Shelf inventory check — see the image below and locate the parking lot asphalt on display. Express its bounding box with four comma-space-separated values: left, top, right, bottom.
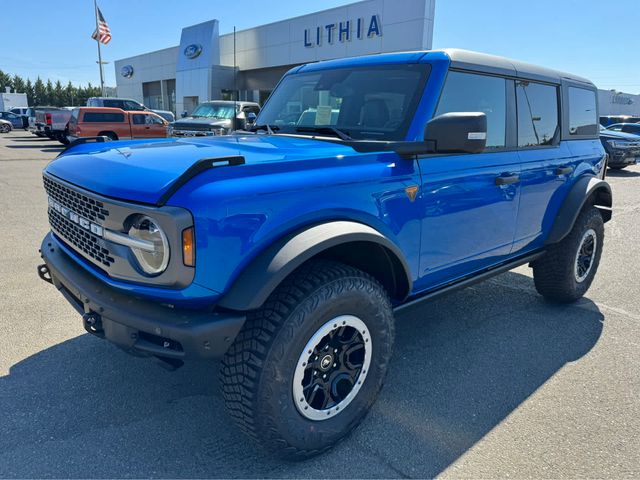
0, 129, 638, 478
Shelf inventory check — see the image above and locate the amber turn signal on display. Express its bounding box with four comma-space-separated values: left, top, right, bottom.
182, 227, 195, 267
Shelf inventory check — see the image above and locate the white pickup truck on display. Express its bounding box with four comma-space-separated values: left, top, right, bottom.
33, 107, 74, 144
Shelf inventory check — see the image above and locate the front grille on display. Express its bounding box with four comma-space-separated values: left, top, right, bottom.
173, 123, 213, 132
48, 209, 115, 267
44, 176, 114, 268
43, 176, 109, 222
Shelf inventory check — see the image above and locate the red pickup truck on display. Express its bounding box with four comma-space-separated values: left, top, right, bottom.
67, 107, 169, 143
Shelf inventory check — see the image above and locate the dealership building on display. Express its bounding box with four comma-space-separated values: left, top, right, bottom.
115, 0, 639, 117
115, 0, 435, 115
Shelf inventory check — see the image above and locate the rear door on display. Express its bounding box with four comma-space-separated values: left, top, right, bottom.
512, 80, 573, 253
416, 70, 521, 290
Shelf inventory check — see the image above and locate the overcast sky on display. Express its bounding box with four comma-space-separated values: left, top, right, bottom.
1, 0, 638, 93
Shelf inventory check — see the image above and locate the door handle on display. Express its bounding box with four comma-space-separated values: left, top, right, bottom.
555, 166, 573, 176
495, 174, 520, 186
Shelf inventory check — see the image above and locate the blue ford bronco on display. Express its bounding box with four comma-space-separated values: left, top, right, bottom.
38, 49, 612, 459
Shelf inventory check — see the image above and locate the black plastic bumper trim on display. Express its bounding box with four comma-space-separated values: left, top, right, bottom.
39, 232, 246, 359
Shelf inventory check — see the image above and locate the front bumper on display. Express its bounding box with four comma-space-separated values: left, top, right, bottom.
607, 149, 640, 167
38, 232, 245, 362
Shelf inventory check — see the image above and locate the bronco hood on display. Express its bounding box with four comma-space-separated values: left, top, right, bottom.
45, 135, 359, 205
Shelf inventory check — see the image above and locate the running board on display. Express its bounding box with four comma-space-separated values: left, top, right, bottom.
393, 251, 545, 313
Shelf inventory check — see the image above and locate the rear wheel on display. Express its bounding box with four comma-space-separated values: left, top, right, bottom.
98, 131, 118, 141
220, 260, 394, 460
533, 206, 604, 303
608, 165, 626, 170
0, 123, 10, 133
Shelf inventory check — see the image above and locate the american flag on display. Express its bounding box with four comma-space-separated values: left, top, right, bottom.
91, 7, 111, 45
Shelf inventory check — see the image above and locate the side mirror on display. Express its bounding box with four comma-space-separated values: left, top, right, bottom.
425, 112, 487, 154
246, 112, 257, 126
181, 111, 188, 118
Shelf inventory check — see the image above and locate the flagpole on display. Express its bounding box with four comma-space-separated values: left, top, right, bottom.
94, 0, 105, 96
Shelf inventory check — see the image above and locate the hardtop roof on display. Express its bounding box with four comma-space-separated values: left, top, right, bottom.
295, 48, 595, 87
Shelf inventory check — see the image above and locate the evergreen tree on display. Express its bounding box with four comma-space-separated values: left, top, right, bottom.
25, 79, 35, 106
34, 77, 46, 106
53, 80, 64, 107
45, 79, 54, 106
12, 74, 26, 95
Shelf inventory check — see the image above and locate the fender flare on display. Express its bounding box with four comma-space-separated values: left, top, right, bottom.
217, 221, 413, 311
546, 176, 612, 245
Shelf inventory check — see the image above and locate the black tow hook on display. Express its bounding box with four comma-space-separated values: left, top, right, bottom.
37, 264, 53, 284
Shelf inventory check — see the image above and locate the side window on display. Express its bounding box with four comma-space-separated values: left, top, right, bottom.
132, 114, 146, 125
103, 100, 123, 109
609, 125, 622, 131
146, 114, 163, 125
516, 81, 559, 147
435, 71, 506, 149
124, 100, 142, 111
83, 112, 125, 123
568, 87, 597, 136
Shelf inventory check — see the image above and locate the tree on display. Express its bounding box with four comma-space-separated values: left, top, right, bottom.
12, 74, 26, 95
25, 79, 35, 106
34, 77, 46, 106
53, 80, 64, 107
45, 80, 54, 106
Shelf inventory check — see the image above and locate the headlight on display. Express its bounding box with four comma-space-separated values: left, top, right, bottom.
607, 140, 631, 149
213, 127, 227, 135
128, 215, 170, 275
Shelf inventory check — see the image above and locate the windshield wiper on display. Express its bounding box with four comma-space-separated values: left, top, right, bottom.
251, 124, 279, 134
295, 126, 352, 141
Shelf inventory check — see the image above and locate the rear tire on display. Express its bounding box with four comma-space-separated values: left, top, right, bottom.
98, 131, 118, 141
0, 124, 10, 133
220, 259, 394, 460
608, 165, 625, 170
533, 206, 604, 303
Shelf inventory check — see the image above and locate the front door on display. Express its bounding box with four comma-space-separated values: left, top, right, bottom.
130, 113, 166, 138
414, 70, 521, 292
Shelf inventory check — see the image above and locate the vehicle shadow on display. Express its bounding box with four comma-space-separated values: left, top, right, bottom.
0, 271, 604, 478
7, 136, 52, 142
606, 168, 640, 177
5, 145, 65, 154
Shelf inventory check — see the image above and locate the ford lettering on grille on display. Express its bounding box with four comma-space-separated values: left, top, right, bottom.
48, 197, 104, 237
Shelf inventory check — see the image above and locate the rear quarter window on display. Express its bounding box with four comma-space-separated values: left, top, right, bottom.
568, 87, 598, 136
82, 112, 125, 123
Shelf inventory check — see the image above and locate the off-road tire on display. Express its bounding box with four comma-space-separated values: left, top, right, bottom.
533, 206, 604, 303
220, 259, 394, 460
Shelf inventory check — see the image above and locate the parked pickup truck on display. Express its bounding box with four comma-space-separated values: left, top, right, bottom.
38, 49, 611, 459
66, 107, 169, 144
34, 107, 73, 143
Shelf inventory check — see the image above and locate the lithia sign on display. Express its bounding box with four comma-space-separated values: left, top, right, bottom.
304, 14, 382, 47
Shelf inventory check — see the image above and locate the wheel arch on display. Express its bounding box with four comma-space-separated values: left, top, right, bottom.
217, 221, 413, 311
546, 175, 612, 245
97, 130, 118, 140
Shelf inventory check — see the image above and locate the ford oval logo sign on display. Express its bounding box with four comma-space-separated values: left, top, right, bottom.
184, 44, 203, 59
120, 65, 134, 78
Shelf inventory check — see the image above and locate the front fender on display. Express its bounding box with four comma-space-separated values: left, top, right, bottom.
217, 221, 412, 311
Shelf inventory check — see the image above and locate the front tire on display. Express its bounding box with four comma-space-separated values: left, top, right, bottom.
220, 260, 394, 460
533, 206, 604, 303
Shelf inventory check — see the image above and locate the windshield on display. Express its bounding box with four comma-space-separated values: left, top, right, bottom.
191, 103, 236, 119
256, 64, 430, 141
